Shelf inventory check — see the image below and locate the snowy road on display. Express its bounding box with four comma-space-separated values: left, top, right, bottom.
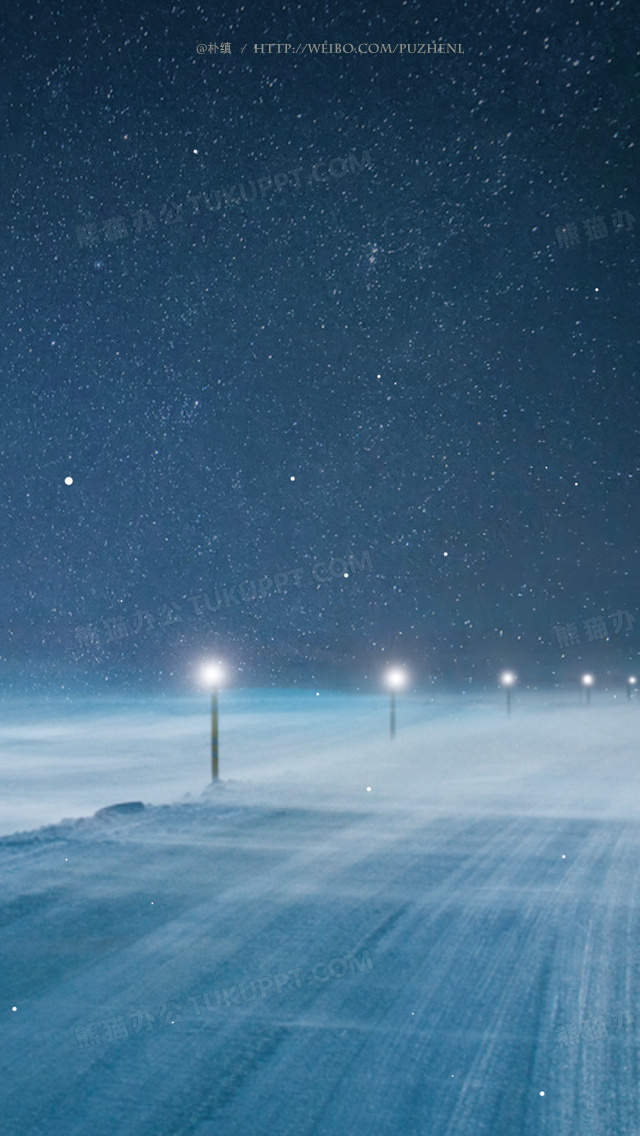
1, 693, 639, 1134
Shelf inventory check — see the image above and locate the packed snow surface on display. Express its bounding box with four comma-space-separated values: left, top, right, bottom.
1, 689, 639, 1135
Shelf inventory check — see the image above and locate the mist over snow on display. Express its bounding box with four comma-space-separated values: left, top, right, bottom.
2, 688, 640, 836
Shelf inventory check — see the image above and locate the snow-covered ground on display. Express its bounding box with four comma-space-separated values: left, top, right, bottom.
1, 689, 639, 1134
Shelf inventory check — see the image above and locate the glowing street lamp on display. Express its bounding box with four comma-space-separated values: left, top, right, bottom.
581, 673, 594, 706
628, 676, 637, 701
385, 668, 407, 739
200, 661, 225, 779
499, 671, 517, 715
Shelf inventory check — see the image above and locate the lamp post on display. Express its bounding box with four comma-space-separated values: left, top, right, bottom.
200, 662, 225, 780
581, 673, 594, 706
628, 676, 637, 701
385, 668, 407, 739
499, 671, 517, 715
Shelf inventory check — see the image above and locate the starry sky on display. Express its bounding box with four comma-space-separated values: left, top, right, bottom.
1, 0, 638, 692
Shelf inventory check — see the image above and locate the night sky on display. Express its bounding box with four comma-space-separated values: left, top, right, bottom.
1, 0, 638, 692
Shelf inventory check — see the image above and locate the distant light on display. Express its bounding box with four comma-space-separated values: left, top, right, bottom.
443, 551, 448, 556
12, 1006, 17, 1012
316, 692, 320, 696
200, 662, 225, 687
582, 673, 594, 687
500, 671, 517, 687
540, 1091, 545, 1097
386, 668, 407, 690
64, 476, 73, 485
628, 676, 637, 685
290, 475, 295, 481
366, 786, 372, 792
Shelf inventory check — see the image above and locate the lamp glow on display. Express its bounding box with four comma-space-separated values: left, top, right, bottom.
500, 671, 517, 687
201, 662, 224, 687
386, 668, 407, 690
